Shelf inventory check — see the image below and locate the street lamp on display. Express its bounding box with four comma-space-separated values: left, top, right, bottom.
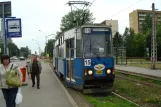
39, 30, 47, 55
38, 30, 56, 55
32, 39, 41, 55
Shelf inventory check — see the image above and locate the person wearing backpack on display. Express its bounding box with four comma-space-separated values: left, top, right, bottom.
30, 55, 42, 89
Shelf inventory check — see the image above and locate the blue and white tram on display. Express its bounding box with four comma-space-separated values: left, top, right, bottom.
53, 25, 115, 93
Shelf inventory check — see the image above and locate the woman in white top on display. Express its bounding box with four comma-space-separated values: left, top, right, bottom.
0, 55, 22, 107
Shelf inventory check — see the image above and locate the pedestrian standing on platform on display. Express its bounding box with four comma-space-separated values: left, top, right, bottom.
26, 56, 31, 79
0, 55, 22, 107
30, 55, 42, 89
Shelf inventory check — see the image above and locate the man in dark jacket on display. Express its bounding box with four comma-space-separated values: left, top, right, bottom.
30, 55, 42, 89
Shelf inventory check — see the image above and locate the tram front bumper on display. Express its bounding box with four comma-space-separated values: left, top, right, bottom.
84, 74, 115, 86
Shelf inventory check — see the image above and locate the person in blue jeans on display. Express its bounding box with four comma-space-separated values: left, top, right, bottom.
0, 55, 22, 107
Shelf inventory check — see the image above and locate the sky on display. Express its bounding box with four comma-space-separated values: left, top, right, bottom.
0, 0, 160, 54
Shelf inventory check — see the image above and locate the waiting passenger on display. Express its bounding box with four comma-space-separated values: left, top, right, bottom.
30, 55, 42, 89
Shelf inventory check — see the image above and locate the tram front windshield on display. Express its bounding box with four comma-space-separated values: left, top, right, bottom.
83, 28, 112, 58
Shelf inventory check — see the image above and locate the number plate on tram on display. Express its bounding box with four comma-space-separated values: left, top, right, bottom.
96, 70, 103, 74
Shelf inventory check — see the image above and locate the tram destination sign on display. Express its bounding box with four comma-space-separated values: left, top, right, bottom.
84, 27, 109, 34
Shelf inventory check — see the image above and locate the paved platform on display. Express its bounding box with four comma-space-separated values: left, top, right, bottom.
0, 61, 74, 107
115, 65, 161, 78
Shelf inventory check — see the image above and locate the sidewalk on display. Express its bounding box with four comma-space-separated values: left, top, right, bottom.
0, 61, 75, 107
115, 65, 161, 78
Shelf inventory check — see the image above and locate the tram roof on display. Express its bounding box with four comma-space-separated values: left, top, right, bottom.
55, 24, 112, 40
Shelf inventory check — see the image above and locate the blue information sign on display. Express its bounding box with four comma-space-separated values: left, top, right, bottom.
6, 18, 22, 38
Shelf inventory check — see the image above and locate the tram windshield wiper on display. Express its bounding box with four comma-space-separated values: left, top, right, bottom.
90, 45, 100, 59
92, 49, 100, 59
89, 38, 92, 53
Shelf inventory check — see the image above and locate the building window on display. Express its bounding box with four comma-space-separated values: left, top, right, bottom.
139, 17, 145, 20
139, 22, 143, 24
139, 12, 146, 16
158, 14, 161, 17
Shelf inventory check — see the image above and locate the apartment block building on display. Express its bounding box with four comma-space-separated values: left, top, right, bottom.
100, 20, 118, 38
129, 9, 161, 33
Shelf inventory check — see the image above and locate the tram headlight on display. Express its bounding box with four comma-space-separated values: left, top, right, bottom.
107, 69, 111, 74
88, 70, 93, 75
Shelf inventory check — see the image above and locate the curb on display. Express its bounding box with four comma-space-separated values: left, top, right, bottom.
48, 64, 78, 107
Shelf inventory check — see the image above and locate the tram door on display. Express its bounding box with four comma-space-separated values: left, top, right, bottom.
66, 38, 75, 82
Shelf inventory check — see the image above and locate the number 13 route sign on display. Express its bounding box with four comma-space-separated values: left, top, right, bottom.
6, 18, 22, 38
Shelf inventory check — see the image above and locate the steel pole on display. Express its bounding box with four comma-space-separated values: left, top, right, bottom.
2, 4, 7, 55
151, 3, 157, 69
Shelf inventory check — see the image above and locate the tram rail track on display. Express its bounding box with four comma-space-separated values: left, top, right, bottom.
115, 69, 161, 82
113, 69, 161, 107
51, 65, 140, 107
50, 66, 93, 107
51, 66, 140, 107
115, 69, 161, 92
111, 92, 140, 107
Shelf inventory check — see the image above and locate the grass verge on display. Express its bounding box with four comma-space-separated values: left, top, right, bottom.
128, 63, 161, 70
115, 72, 161, 86
84, 93, 138, 107
113, 73, 161, 107
84, 72, 161, 107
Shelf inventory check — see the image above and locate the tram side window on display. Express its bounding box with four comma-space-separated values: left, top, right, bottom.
66, 40, 69, 58
56, 46, 59, 57
58, 46, 61, 57
66, 38, 74, 58
76, 39, 82, 57
70, 38, 74, 58
61, 44, 64, 58
58, 38, 62, 57
106, 34, 112, 56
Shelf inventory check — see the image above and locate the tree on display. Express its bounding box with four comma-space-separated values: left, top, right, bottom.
113, 32, 123, 47
0, 42, 19, 56
141, 15, 161, 58
156, 24, 161, 58
45, 39, 55, 58
141, 14, 152, 34
123, 28, 142, 57
20, 46, 30, 58
145, 29, 152, 57
8, 42, 19, 56
133, 33, 146, 57
60, 9, 95, 32
55, 31, 62, 39
122, 27, 130, 43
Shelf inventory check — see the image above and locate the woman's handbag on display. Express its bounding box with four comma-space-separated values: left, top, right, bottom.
6, 64, 22, 87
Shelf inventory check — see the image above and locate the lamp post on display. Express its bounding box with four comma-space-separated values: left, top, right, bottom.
39, 30, 47, 55
38, 30, 56, 55
32, 39, 41, 55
